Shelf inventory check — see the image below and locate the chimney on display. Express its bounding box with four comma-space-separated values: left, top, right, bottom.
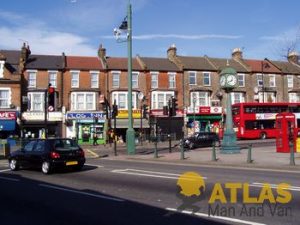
232, 48, 243, 60
167, 44, 177, 60
287, 51, 299, 64
19, 42, 31, 73
98, 44, 106, 60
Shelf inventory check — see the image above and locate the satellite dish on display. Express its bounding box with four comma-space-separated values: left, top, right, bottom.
254, 86, 259, 94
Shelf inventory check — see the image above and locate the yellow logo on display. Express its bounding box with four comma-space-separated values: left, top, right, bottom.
177, 172, 205, 197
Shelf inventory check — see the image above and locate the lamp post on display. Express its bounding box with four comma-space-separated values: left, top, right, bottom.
113, 2, 136, 154
193, 96, 196, 133
219, 66, 240, 154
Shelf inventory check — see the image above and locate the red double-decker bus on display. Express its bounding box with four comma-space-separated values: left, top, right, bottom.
232, 102, 300, 139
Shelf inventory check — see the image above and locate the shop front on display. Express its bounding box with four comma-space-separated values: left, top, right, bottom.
21, 111, 63, 138
0, 111, 18, 138
186, 106, 223, 136
65, 112, 106, 145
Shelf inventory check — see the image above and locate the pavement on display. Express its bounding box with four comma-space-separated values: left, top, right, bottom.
81, 139, 300, 171
1, 139, 299, 171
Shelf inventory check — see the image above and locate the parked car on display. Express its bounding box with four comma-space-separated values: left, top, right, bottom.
8, 138, 85, 174
182, 132, 220, 149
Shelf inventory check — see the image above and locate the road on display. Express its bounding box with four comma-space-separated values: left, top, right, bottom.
0, 157, 299, 225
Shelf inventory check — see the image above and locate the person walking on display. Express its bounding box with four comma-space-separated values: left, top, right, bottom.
93, 133, 98, 146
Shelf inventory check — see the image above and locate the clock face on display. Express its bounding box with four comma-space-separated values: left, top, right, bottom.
227, 74, 237, 86
220, 76, 226, 86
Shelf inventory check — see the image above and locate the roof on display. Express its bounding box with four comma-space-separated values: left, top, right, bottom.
178, 56, 216, 71
106, 57, 143, 70
139, 57, 180, 71
207, 57, 249, 73
0, 50, 21, 73
66, 56, 103, 70
26, 54, 64, 70
243, 59, 281, 73
267, 60, 300, 74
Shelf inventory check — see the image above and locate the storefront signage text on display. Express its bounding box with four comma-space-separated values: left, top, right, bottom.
67, 112, 105, 120
0, 111, 17, 120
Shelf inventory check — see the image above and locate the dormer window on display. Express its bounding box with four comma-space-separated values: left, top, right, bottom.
0, 60, 4, 78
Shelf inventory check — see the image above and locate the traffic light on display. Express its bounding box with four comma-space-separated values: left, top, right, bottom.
142, 104, 149, 118
112, 103, 118, 118
171, 97, 178, 116
48, 85, 55, 111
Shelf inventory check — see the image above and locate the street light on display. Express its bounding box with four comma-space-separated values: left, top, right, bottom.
114, 2, 135, 154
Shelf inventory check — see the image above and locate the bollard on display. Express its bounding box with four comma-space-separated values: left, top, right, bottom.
290, 142, 295, 166
211, 142, 218, 161
154, 137, 158, 159
3, 143, 10, 158
180, 139, 185, 160
247, 144, 253, 163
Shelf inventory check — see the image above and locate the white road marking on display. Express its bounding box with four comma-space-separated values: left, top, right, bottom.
0, 176, 19, 182
39, 184, 124, 202
84, 163, 104, 168
111, 169, 207, 180
0, 169, 11, 173
251, 182, 300, 192
166, 208, 266, 225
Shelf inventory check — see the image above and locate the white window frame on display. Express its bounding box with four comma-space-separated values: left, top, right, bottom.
237, 73, 245, 87
203, 72, 211, 86
132, 72, 139, 88
188, 71, 197, 85
111, 91, 138, 110
190, 91, 210, 107
112, 71, 120, 88
71, 92, 96, 111
151, 91, 175, 109
258, 92, 276, 103
269, 74, 276, 87
0, 88, 11, 108
48, 70, 57, 88
90, 71, 99, 88
27, 92, 45, 111
71, 70, 80, 88
230, 92, 245, 104
287, 75, 293, 88
289, 93, 300, 103
256, 73, 263, 87
151, 72, 158, 88
0, 60, 4, 78
168, 72, 176, 88
27, 70, 37, 88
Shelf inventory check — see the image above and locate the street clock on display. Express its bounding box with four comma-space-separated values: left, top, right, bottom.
219, 66, 238, 90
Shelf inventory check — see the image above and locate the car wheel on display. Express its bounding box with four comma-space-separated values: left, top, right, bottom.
42, 161, 51, 174
9, 158, 19, 171
260, 132, 267, 140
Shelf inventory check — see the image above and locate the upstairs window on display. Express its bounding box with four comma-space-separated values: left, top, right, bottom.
90, 71, 99, 88
238, 73, 245, 87
71, 92, 96, 111
257, 74, 263, 87
28, 92, 45, 111
151, 72, 158, 88
189, 71, 197, 85
48, 71, 57, 88
203, 72, 211, 86
151, 91, 174, 109
168, 72, 176, 88
28, 71, 37, 88
287, 75, 293, 88
132, 72, 139, 88
112, 71, 120, 88
0, 60, 4, 78
269, 74, 276, 87
71, 71, 80, 88
0, 88, 10, 108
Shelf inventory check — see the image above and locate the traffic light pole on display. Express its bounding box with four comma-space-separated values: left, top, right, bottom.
168, 98, 172, 153
140, 103, 143, 146
44, 89, 48, 138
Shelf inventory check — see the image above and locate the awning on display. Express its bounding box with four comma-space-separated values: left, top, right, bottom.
113, 119, 150, 128
0, 120, 16, 131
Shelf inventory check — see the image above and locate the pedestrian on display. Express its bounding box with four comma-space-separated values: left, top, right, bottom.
93, 133, 98, 146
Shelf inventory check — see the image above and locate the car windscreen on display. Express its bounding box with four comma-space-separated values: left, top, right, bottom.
50, 139, 80, 151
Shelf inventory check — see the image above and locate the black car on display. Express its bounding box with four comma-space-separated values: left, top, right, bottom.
8, 138, 85, 174
182, 132, 220, 149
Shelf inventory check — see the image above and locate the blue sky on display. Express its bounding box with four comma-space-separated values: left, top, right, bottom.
0, 0, 299, 60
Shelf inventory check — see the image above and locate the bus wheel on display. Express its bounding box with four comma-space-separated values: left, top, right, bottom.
260, 132, 267, 139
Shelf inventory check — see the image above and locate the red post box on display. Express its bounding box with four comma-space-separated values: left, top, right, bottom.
275, 112, 296, 153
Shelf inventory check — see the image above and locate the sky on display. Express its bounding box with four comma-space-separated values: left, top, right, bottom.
0, 0, 300, 60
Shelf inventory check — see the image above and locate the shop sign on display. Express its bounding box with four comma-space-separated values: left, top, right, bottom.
199, 107, 211, 114
22, 112, 63, 121
187, 107, 222, 114
0, 111, 17, 120
116, 110, 141, 119
256, 113, 277, 120
66, 112, 105, 120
